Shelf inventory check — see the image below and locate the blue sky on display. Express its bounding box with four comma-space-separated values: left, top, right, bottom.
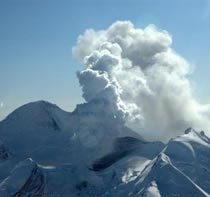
0, 0, 210, 120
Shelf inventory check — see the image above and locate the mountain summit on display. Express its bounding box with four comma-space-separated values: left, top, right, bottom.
0, 101, 209, 196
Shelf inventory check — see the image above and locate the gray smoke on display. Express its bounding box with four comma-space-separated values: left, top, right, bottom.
73, 21, 210, 141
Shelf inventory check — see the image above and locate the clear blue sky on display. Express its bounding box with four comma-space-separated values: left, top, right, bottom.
0, 0, 210, 120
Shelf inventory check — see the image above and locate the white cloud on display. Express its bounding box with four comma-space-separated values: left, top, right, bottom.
73, 21, 210, 141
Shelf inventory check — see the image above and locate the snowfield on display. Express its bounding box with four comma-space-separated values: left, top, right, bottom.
0, 101, 210, 197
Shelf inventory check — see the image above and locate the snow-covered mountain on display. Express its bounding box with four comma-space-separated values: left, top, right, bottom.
0, 101, 209, 197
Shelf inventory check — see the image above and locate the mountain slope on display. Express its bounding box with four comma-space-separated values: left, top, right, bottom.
132, 153, 208, 197
164, 128, 210, 193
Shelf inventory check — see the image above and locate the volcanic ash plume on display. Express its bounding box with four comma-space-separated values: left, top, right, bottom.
73, 21, 210, 141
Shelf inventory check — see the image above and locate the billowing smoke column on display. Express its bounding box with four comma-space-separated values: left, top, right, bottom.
73, 21, 210, 141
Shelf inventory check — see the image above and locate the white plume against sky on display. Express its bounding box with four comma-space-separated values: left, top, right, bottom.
73, 21, 210, 141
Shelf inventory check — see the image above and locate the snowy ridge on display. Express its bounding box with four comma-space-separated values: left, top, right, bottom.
0, 158, 45, 197
164, 128, 210, 194
0, 101, 210, 196
132, 153, 209, 197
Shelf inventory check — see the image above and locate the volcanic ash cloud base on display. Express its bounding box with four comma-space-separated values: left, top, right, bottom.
72, 20, 210, 141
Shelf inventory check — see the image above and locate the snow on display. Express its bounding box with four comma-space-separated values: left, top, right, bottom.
139, 181, 161, 197
0, 101, 210, 196
164, 127, 210, 194
0, 158, 45, 197
132, 153, 209, 197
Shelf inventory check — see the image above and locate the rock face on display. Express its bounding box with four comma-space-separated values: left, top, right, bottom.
0, 143, 9, 161
0, 101, 210, 197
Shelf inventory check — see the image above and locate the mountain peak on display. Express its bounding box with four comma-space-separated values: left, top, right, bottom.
184, 127, 195, 134
1, 100, 65, 132
183, 128, 210, 144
